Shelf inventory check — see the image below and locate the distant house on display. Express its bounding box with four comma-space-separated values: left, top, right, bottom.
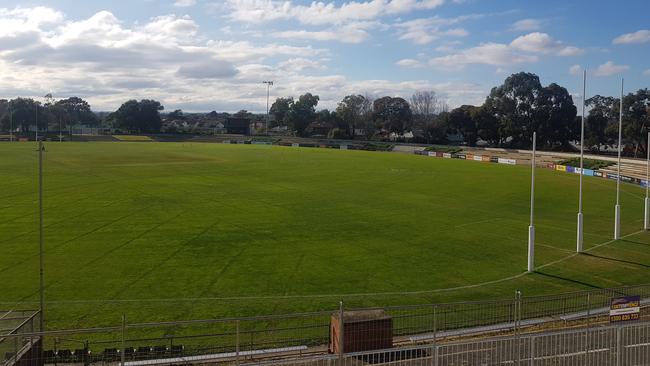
225, 117, 251, 135
306, 121, 333, 136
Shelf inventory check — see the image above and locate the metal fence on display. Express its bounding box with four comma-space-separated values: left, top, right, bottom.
248, 321, 650, 366
0, 310, 40, 366
1, 284, 649, 365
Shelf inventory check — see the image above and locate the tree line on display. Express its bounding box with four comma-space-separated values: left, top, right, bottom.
1, 72, 648, 155
0, 98, 164, 134
271, 72, 649, 154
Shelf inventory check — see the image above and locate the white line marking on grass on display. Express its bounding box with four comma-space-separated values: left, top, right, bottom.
455, 218, 502, 228
1, 231, 646, 305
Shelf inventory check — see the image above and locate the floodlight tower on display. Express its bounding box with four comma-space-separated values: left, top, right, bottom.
614, 79, 623, 240
577, 69, 586, 253
263, 81, 274, 135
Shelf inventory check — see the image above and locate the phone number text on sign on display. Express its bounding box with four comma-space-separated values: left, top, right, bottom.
610, 295, 640, 323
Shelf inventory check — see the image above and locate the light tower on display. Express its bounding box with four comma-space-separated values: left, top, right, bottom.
262, 81, 274, 135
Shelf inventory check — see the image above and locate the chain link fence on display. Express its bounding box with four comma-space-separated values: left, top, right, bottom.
1, 284, 649, 365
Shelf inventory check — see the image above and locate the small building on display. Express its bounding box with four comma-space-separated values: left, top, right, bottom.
224, 117, 251, 135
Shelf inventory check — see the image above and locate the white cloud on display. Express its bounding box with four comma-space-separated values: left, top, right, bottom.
174, 0, 197, 6
613, 29, 650, 44
594, 61, 629, 77
271, 22, 379, 44
511, 18, 541, 32
393, 14, 477, 44
569, 64, 582, 76
644, 69, 650, 76
429, 42, 538, 68
395, 58, 424, 68
510, 32, 583, 56
278, 58, 326, 71
224, 0, 446, 25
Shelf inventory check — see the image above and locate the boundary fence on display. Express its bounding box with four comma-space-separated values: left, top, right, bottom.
1, 284, 649, 365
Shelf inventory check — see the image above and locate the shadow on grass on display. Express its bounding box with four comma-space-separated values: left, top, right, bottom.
619, 239, 650, 247
533, 271, 603, 289
582, 253, 650, 268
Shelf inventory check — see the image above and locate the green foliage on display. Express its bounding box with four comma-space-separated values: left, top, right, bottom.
109, 99, 164, 133
269, 97, 293, 127
558, 158, 614, 170
286, 93, 319, 136
373, 96, 412, 134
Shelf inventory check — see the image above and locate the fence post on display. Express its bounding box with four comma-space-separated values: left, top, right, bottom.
616, 325, 622, 366
433, 344, 438, 366
584, 293, 591, 364
121, 315, 126, 366
529, 336, 535, 366
514, 290, 521, 366
236, 320, 240, 366
432, 305, 437, 345
338, 301, 344, 366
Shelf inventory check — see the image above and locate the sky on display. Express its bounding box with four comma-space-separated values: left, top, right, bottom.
0, 0, 648, 113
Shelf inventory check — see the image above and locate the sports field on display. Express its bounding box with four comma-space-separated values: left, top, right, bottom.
1, 142, 649, 329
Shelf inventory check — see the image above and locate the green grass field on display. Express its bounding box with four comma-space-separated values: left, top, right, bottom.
1, 142, 649, 330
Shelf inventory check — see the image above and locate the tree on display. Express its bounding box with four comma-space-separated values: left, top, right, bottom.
585, 95, 616, 151
410, 91, 448, 143
484, 72, 541, 148
286, 93, 319, 136
54, 96, 98, 128
269, 97, 293, 127
336, 94, 371, 139
620, 89, 650, 157
533, 83, 578, 149
0, 98, 41, 132
168, 109, 185, 120
372, 96, 412, 135
448, 105, 480, 146
110, 99, 164, 133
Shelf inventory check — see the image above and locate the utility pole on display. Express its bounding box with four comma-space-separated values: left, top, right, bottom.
262, 81, 273, 135
38, 140, 45, 332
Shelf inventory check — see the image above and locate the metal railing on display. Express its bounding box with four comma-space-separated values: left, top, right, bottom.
1, 284, 649, 365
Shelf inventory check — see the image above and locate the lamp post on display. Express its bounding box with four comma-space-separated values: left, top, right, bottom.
9, 102, 13, 142
614, 79, 623, 240
577, 69, 586, 252
262, 81, 273, 135
38, 140, 45, 332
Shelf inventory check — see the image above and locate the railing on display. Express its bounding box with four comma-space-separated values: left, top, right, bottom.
0, 284, 649, 365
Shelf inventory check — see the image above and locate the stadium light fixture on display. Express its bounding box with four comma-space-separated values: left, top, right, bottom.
645, 132, 649, 230
614, 79, 623, 240
528, 131, 536, 272
263, 81, 274, 135
577, 69, 586, 253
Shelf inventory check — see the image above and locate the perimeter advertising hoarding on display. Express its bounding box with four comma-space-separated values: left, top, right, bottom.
497, 158, 516, 165
428, 151, 436, 157
583, 169, 594, 176
547, 163, 556, 169
474, 155, 483, 161
556, 165, 567, 172
455, 154, 466, 159
610, 295, 640, 323
593, 171, 604, 177
466, 154, 474, 160
566, 166, 575, 173
443, 153, 452, 158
